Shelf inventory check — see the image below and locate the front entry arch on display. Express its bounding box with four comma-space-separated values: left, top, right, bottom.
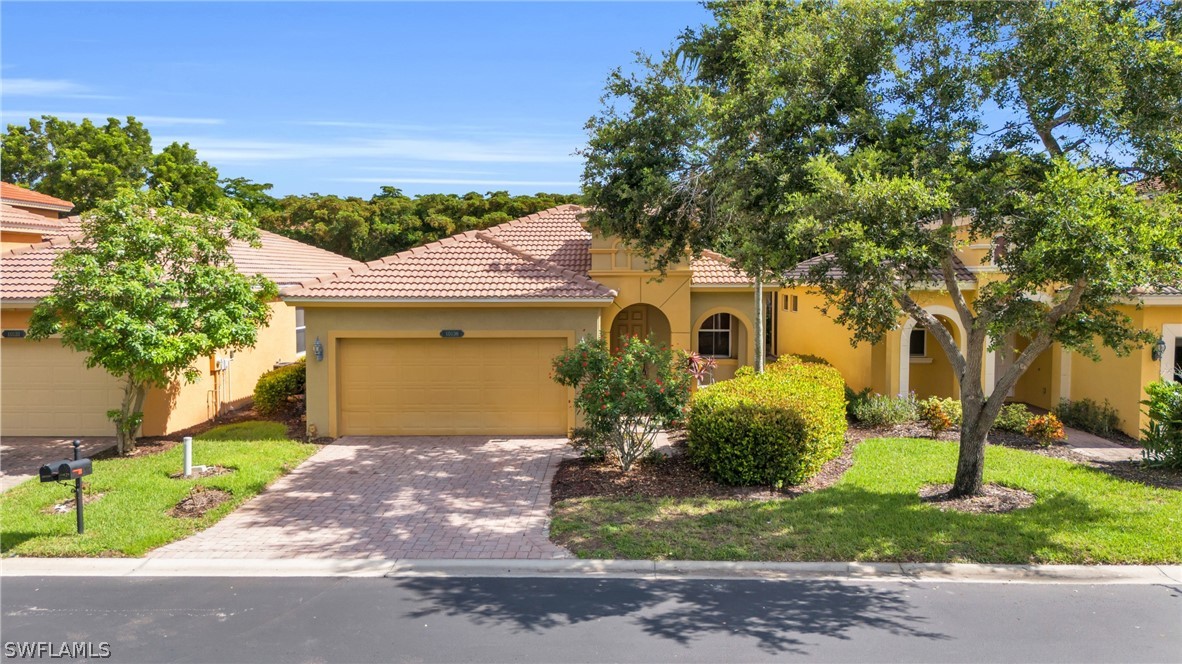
610, 304, 671, 352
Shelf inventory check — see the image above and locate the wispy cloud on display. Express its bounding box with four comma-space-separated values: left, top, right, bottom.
333, 177, 579, 187
1, 78, 117, 99
166, 136, 579, 164
1, 110, 224, 126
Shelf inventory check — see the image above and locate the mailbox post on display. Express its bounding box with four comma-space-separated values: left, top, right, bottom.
72, 440, 84, 535
38, 439, 93, 535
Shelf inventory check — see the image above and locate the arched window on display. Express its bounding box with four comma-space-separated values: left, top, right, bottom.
698, 313, 733, 358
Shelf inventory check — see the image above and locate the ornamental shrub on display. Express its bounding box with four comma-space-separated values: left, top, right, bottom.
1025, 413, 1066, 447
552, 335, 692, 472
993, 403, 1034, 433
850, 392, 920, 427
1141, 381, 1182, 470
687, 356, 847, 486
253, 358, 306, 416
1054, 397, 1121, 437
919, 397, 962, 437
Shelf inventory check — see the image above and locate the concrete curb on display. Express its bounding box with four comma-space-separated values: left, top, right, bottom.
3, 558, 1180, 584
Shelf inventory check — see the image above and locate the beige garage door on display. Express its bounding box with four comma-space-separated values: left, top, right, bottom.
338, 337, 569, 436
1, 339, 124, 436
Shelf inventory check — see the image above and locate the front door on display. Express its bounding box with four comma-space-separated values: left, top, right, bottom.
612, 306, 648, 352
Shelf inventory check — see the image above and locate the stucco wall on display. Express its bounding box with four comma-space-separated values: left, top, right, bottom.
141, 300, 298, 435
1, 301, 297, 437
776, 288, 876, 391
299, 304, 602, 437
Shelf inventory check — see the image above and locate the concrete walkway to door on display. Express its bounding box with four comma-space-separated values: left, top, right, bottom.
151, 436, 573, 560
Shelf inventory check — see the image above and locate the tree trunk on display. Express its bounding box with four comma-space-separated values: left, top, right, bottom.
754, 270, 765, 373
951, 401, 989, 496
114, 378, 147, 455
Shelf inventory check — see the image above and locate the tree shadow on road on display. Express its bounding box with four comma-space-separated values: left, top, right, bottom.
397, 576, 948, 654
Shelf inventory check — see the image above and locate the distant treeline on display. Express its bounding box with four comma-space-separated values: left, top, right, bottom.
1, 115, 581, 261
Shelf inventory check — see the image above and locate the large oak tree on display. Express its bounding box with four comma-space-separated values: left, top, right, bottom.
581, 0, 1182, 495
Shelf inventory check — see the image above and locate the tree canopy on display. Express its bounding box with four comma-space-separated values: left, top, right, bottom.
581, 0, 1182, 495
1, 115, 228, 214
27, 190, 278, 454
257, 188, 582, 261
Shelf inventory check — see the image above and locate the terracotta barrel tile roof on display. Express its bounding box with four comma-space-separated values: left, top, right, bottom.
0, 228, 362, 301
0, 183, 74, 211
691, 250, 751, 286
287, 230, 616, 301
0, 237, 75, 301
1, 204, 66, 234
786, 253, 977, 284
482, 204, 592, 273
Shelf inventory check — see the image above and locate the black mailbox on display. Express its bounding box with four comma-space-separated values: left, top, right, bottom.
39, 459, 92, 483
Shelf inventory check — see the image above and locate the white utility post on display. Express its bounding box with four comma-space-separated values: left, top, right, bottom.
183, 436, 193, 478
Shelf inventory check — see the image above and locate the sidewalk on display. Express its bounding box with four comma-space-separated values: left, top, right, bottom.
2, 557, 1180, 584
1062, 427, 1142, 463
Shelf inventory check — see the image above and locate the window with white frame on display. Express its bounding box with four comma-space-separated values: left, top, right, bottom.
698, 313, 733, 358
295, 307, 307, 355
909, 328, 927, 357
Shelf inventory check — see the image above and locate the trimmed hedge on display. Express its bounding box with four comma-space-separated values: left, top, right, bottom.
254, 358, 306, 416
687, 356, 847, 486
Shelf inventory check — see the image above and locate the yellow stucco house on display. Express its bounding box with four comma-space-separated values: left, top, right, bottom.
0, 184, 361, 437
288, 204, 1180, 441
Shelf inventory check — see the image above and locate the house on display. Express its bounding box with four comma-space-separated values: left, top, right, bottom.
0, 190, 362, 437
284, 204, 755, 438
1, 183, 75, 251
777, 221, 1182, 440
289, 204, 1180, 441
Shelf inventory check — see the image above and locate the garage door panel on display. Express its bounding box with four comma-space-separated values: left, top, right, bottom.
2, 339, 124, 436
338, 337, 567, 436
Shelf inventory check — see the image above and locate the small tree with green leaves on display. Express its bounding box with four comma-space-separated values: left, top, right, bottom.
552, 335, 692, 472
27, 189, 278, 454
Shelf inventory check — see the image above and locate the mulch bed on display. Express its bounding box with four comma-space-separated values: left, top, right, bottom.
550, 438, 858, 503
41, 491, 105, 515
168, 486, 232, 518
919, 483, 1036, 514
553, 419, 1181, 503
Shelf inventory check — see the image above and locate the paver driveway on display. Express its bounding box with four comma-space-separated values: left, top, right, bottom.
1, 437, 116, 493
152, 436, 572, 559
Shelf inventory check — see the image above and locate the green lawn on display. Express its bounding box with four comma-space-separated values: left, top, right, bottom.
1, 422, 315, 557
551, 438, 1182, 564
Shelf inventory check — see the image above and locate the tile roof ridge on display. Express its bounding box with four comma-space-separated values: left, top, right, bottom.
482, 203, 588, 237
1, 233, 82, 258
283, 229, 489, 294
475, 232, 617, 297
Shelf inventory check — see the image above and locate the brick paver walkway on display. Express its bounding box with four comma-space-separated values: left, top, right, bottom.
151, 436, 573, 560
1, 437, 116, 492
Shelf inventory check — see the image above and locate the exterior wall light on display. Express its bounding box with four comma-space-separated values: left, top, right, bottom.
1152, 337, 1167, 361
312, 337, 324, 362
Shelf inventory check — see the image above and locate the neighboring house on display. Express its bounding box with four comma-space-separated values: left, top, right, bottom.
1, 183, 75, 251
289, 204, 1179, 441
0, 196, 362, 437
285, 204, 755, 438
778, 221, 1182, 440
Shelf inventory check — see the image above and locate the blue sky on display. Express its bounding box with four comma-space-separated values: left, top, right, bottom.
1, 1, 710, 198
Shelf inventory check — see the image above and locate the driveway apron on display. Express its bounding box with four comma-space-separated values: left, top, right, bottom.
150, 436, 573, 559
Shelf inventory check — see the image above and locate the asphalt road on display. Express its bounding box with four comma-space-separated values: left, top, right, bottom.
1, 576, 1179, 663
